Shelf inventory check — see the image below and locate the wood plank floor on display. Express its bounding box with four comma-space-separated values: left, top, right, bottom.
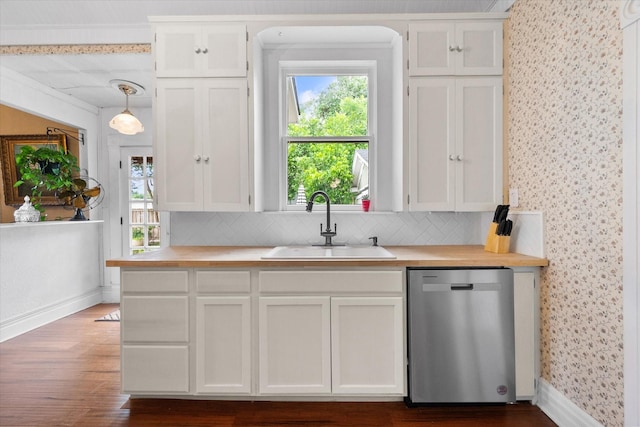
0, 304, 557, 426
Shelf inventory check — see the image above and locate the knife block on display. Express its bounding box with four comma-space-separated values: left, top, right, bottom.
484, 222, 510, 254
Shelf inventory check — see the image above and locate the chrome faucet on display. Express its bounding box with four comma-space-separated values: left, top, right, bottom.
306, 190, 337, 246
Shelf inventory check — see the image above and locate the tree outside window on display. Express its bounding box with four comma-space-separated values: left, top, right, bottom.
286, 75, 370, 206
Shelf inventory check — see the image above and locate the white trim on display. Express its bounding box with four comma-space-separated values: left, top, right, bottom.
0, 289, 102, 343
621, 0, 640, 28
537, 378, 603, 427
622, 1, 640, 425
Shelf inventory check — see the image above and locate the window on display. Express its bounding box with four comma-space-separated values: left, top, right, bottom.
127, 155, 161, 254
282, 66, 373, 209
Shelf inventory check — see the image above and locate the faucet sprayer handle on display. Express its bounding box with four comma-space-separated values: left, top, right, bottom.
369, 236, 378, 246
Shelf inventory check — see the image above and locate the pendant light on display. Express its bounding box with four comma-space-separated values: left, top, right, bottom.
109, 80, 145, 135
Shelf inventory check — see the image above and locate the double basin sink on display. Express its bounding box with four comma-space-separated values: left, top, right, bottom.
262, 245, 396, 259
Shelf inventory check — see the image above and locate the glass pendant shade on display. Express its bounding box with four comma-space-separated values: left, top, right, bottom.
109, 109, 144, 135
109, 81, 145, 135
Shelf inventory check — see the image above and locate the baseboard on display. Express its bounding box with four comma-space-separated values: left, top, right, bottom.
537, 378, 603, 427
0, 289, 103, 343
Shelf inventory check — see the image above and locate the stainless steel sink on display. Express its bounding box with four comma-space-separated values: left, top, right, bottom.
261, 245, 396, 259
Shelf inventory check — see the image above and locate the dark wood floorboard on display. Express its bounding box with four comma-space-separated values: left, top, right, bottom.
0, 304, 557, 426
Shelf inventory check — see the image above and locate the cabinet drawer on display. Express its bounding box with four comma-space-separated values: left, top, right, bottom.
122, 296, 189, 342
196, 270, 250, 293
259, 270, 403, 294
121, 270, 188, 293
122, 345, 189, 393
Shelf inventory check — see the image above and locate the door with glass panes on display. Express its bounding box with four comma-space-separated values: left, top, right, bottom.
120, 147, 166, 254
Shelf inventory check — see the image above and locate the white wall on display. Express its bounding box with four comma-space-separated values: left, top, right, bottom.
0, 221, 103, 342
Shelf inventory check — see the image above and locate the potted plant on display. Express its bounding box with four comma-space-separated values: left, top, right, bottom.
361, 194, 370, 212
13, 145, 79, 217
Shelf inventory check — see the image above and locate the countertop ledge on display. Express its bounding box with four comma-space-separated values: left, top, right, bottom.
106, 245, 548, 268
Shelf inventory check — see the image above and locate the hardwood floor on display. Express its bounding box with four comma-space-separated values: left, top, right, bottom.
0, 304, 556, 426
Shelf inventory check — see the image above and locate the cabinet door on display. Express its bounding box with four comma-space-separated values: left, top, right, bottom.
155, 24, 201, 77
409, 23, 456, 76
156, 24, 247, 77
514, 271, 536, 399
454, 22, 503, 75
155, 79, 203, 211
408, 78, 456, 211
202, 79, 250, 211
258, 297, 331, 394
196, 297, 251, 394
455, 77, 503, 211
331, 297, 404, 395
200, 24, 247, 77
409, 22, 503, 76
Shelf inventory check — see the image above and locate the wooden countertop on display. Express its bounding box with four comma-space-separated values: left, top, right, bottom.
106, 245, 548, 268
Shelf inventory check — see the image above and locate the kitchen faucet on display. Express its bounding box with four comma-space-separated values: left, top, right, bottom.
306, 190, 338, 246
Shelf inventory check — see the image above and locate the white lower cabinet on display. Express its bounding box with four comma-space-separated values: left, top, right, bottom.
120, 269, 190, 395
258, 297, 332, 394
195, 270, 252, 394
257, 270, 405, 396
119, 266, 536, 401
331, 297, 404, 394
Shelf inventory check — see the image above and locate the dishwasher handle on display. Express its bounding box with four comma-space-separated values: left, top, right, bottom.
451, 283, 474, 290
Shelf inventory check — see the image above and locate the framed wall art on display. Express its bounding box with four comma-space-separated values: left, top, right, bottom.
0, 134, 68, 206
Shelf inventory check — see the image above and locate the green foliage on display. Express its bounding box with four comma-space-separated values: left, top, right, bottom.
287, 76, 368, 204
13, 145, 79, 213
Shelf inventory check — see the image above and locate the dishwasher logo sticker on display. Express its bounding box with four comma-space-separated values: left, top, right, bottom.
496, 385, 508, 396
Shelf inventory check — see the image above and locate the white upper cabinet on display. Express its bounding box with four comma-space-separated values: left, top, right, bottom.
409, 21, 503, 76
409, 77, 503, 211
155, 78, 250, 211
155, 24, 247, 77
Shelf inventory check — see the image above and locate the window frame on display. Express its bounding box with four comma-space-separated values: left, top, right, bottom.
279, 61, 377, 211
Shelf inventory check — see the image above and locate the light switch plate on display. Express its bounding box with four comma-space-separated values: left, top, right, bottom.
509, 188, 519, 208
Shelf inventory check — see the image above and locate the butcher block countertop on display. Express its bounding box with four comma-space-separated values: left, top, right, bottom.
106, 245, 548, 268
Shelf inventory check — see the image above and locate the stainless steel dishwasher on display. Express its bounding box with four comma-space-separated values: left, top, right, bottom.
406, 268, 516, 404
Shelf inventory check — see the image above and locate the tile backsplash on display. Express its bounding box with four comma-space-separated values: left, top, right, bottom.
170, 211, 484, 247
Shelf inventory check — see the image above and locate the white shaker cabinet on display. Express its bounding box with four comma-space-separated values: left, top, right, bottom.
258, 296, 332, 394
154, 24, 247, 78
155, 78, 250, 211
408, 21, 503, 76
408, 77, 503, 211
331, 297, 404, 394
257, 270, 405, 396
120, 270, 190, 394
196, 270, 252, 394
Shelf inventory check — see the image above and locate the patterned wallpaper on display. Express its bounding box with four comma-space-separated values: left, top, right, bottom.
507, 0, 623, 425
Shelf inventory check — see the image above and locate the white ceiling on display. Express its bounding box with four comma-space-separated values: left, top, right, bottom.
0, 0, 514, 109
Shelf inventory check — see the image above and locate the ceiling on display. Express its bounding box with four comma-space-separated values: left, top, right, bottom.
0, 0, 514, 109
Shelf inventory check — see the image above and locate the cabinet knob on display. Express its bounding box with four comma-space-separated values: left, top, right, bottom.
456, 155, 463, 161
203, 156, 210, 162
195, 47, 201, 54
194, 154, 202, 162
202, 48, 208, 54
449, 155, 455, 161
449, 46, 457, 52
456, 46, 463, 52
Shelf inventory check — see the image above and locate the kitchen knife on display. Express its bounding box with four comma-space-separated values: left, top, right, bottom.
496, 219, 507, 235
492, 205, 502, 223
496, 205, 509, 224
505, 219, 513, 236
